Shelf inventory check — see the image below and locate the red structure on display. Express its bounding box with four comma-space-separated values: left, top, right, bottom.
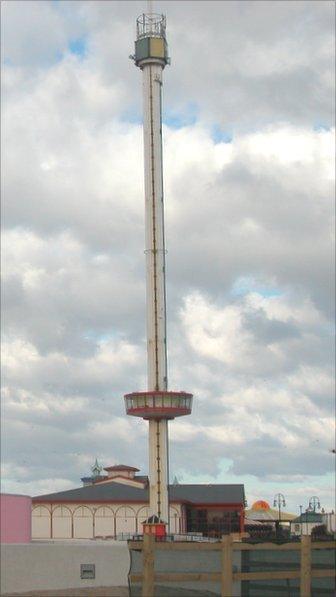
125, 391, 193, 420
143, 515, 167, 537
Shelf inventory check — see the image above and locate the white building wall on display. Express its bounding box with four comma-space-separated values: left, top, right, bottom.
322, 513, 336, 532
32, 502, 184, 540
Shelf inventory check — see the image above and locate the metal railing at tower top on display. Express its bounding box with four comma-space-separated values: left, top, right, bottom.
136, 14, 166, 40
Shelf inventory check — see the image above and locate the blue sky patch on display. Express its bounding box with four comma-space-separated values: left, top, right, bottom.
163, 102, 199, 129
211, 124, 233, 144
69, 37, 87, 59
164, 112, 197, 128
84, 330, 118, 343
231, 276, 282, 298
313, 123, 331, 132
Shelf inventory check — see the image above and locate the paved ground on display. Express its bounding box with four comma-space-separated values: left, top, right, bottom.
3, 588, 128, 596
3, 585, 220, 596
131, 588, 216, 596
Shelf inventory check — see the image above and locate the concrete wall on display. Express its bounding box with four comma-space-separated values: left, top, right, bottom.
1, 541, 130, 595
0, 494, 32, 543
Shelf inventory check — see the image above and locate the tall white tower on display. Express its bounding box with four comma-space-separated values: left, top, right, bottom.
124, 12, 193, 528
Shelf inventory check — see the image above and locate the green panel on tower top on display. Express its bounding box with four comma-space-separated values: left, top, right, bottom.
135, 37, 168, 64
135, 37, 150, 62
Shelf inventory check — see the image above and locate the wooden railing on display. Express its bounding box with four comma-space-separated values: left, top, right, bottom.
129, 534, 335, 597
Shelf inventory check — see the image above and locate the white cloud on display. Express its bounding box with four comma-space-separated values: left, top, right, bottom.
2, 1, 67, 66
181, 292, 252, 367
1, 0, 334, 513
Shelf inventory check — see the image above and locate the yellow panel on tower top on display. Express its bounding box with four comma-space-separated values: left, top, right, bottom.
150, 37, 165, 58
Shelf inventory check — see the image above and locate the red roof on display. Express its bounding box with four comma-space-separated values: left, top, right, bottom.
103, 464, 140, 472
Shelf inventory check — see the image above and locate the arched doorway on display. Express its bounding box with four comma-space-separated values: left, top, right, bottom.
136, 506, 150, 534
94, 506, 115, 538
32, 505, 51, 539
52, 506, 72, 539
73, 506, 93, 539
169, 506, 180, 534
115, 506, 136, 537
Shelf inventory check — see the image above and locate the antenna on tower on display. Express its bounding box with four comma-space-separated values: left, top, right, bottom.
147, 0, 154, 14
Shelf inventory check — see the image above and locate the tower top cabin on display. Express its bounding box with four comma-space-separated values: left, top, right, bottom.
133, 13, 170, 68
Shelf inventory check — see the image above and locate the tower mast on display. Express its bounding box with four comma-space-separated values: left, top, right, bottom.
125, 10, 193, 529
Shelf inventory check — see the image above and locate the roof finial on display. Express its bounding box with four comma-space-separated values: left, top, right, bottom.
91, 458, 102, 478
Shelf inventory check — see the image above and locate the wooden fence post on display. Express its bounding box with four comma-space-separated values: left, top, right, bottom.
221, 534, 233, 597
142, 533, 155, 597
300, 534, 311, 597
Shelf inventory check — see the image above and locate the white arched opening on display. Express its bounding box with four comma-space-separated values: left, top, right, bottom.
94, 506, 115, 538
169, 506, 180, 534
115, 506, 136, 537
73, 506, 93, 539
136, 506, 150, 533
32, 505, 51, 539
52, 505, 72, 539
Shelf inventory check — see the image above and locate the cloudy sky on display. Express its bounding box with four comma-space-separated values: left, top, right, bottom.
1, 0, 335, 513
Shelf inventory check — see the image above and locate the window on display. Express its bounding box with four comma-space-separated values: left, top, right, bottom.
163, 396, 171, 408
80, 564, 95, 579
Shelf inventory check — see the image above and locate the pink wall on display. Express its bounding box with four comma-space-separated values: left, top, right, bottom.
0, 494, 32, 543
